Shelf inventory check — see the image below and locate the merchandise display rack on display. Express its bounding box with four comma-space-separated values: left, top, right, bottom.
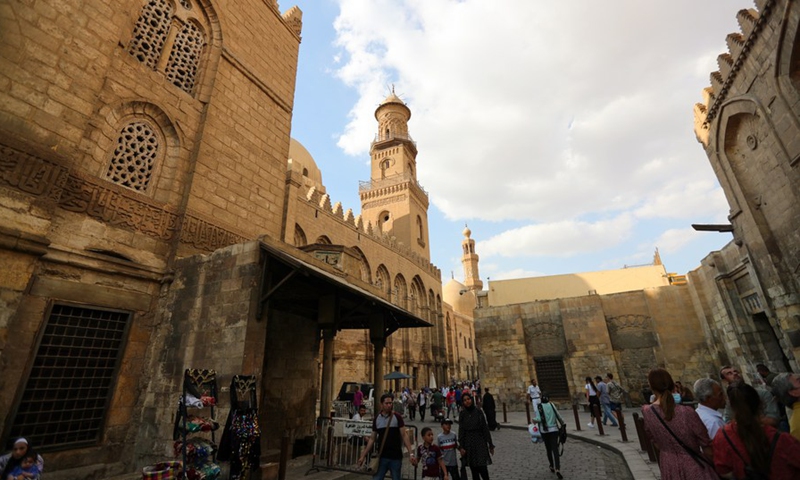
174, 368, 220, 480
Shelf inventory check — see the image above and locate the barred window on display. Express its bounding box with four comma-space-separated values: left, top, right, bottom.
106, 121, 159, 192
534, 357, 570, 399
6, 304, 131, 450
128, 0, 173, 69
166, 21, 205, 94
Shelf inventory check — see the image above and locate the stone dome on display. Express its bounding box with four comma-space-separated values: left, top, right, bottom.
288, 138, 324, 187
381, 91, 405, 106
443, 279, 476, 315
463, 226, 472, 238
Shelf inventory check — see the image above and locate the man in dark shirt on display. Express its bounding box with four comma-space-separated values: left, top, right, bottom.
358, 394, 416, 480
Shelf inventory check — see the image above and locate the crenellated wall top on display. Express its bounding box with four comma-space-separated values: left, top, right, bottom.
694, 0, 774, 146
301, 185, 442, 279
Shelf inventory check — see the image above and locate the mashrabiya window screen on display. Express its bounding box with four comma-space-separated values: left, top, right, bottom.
6, 304, 131, 450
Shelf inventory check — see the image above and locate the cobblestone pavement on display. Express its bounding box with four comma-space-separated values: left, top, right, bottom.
456, 427, 631, 480
400, 419, 632, 480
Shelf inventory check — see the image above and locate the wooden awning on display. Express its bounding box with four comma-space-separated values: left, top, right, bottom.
257, 238, 431, 337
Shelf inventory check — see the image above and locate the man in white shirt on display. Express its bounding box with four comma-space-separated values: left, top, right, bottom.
527, 379, 542, 409
693, 378, 725, 439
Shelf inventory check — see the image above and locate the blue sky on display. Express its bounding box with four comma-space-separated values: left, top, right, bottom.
286, 0, 740, 282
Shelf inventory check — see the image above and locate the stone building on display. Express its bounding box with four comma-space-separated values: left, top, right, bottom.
691, 0, 800, 375
474, 0, 800, 409
0, 1, 475, 478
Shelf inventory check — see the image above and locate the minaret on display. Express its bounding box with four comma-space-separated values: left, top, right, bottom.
360, 89, 430, 259
461, 225, 482, 291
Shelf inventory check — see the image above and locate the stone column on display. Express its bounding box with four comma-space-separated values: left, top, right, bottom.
370, 315, 386, 415
320, 328, 335, 417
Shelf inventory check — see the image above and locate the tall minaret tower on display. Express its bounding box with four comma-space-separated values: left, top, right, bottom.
360, 89, 430, 259
461, 225, 482, 291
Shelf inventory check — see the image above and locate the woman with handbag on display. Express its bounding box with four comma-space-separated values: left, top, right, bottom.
533, 393, 566, 479
642, 368, 718, 480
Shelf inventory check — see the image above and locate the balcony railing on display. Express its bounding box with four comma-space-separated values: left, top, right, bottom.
372, 132, 416, 146
359, 173, 428, 197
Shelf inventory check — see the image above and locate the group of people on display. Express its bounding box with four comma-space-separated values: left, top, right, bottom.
0, 438, 43, 480
641, 365, 800, 479
358, 392, 495, 480
399, 381, 482, 424
583, 373, 625, 428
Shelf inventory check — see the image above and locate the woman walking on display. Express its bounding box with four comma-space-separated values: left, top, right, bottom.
533, 393, 565, 479
585, 376, 600, 428
458, 393, 494, 480
642, 368, 717, 480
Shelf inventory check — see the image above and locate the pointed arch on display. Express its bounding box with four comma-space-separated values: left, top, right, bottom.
293, 224, 307, 247
350, 247, 371, 284
315, 235, 332, 245
375, 264, 391, 295
393, 274, 407, 309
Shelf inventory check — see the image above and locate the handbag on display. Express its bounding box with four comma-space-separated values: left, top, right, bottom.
528, 423, 542, 443
558, 423, 567, 456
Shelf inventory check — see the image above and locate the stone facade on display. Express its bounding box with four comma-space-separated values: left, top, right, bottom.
474, 281, 714, 410
0, 2, 475, 477
693, 0, 800, 371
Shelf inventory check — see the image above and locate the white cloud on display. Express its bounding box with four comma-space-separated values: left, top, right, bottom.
477, 214, 634, 259
323, 0, 741, 275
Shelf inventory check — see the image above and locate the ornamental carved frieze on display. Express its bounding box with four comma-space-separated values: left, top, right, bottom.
362, 194, 407, 210
606, 314, 652, 332
606, 314, 658, 350
0, 145, 69, 201
180, 213, 247, 251
59, 172, 179, 240
1, 142, 247, 252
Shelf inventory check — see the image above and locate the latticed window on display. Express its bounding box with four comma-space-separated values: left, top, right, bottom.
6, 304, 131, 450
128, 0, 173, 69
106, 121, 159, 192
128, 0, 206, 95
166, 21, 205, 94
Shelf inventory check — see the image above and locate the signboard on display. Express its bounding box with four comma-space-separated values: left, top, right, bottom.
342, 420, 372, 437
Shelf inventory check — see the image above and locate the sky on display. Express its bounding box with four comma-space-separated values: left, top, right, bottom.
285, 0, 741, 283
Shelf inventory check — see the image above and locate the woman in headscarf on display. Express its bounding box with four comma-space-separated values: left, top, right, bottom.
458, 392, 494, 480
0, 438, 44, 480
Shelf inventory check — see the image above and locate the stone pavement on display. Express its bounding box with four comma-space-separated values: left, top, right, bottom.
280, 406, 659, 480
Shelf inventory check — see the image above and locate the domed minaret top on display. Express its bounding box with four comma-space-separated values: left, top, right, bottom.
375, 85, 411, 121
463, 226, 472, 238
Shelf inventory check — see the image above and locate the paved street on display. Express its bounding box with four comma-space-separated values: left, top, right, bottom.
402, 419, 633, 480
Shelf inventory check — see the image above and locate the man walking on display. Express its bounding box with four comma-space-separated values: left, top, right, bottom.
527, 379, 542, 409
358, 394, 417, 480
596, 375, 618, 427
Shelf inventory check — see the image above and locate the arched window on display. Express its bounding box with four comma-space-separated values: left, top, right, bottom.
294, 224, 307, 247
351, 247, 371, 284
376, 265, 391, 294
315, 235, 332, 245
129, 0, 207, 96
106, 120, 160, 192
378, 211, 391, 233
394, 274, 407, 309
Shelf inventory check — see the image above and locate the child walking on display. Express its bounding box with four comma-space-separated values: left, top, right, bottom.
437, 419, 461, 480
417, 427, 448, 480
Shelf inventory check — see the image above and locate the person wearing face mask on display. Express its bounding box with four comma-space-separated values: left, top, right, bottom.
642, 368, 718, 480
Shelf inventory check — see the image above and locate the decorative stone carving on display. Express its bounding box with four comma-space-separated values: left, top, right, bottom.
0, 146, 69, 201
181, 214, 247, 251
107, 121, 158, 192
129, 0, 174, 70
166, 21, 205, 94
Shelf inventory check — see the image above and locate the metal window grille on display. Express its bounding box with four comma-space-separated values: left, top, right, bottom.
6, 303, 131, 450
534, 357, 570, 399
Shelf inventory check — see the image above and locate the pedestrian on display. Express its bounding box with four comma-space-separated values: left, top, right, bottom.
437, 419, 461, 480
458, 392, 494, 480
417, 427, 448, 480
0, 439, 43, 480
482, 388, 498, 431
713, 382, 800, 479
642, 368, 718, 480
533, 392, 566, 479
407, 389, 417, 421
527, 379, 542, 410
418, 389, 428, 422
357, 394, 417, 480
596, 375, 618, 427
692, 378, 725, 440
605, 373, 625, 421
584, 376, 600, 428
